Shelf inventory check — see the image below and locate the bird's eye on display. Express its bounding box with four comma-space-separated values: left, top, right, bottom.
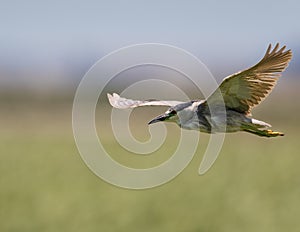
170, 110, 176, 115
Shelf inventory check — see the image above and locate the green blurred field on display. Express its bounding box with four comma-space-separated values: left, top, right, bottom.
1, 82, 300, 232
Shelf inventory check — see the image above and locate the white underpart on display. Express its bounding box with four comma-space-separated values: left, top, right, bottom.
251, 119, 271, 128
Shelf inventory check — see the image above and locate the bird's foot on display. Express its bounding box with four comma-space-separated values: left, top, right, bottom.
266, 130, 284, 137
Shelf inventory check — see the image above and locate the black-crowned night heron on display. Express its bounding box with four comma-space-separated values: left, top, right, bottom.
108, 44, 292, 137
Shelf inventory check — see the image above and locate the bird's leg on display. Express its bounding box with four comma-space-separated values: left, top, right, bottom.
265, 130, 284, 137
244, 128, 284, 137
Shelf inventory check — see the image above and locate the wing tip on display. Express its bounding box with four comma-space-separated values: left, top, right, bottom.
260, 43, 293, 72
266, 43, 292, 57
107, 92, 121, 108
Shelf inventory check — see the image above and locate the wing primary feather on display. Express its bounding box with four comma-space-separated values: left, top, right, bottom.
206, 44, 292, 114
107, 93, 185, 109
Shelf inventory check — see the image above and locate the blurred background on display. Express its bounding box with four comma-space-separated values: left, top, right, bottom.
1, 1, 300, 231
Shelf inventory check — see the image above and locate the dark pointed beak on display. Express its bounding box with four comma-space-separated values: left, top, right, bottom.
148, 114, 168, 125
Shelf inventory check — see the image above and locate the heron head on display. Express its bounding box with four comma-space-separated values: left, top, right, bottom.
148, 101, 196, 125
148, 108, 178, 125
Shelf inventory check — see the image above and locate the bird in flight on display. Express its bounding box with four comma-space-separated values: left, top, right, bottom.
108, 44, 292, 137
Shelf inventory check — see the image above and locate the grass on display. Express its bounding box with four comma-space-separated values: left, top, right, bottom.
1, 85, 300, 232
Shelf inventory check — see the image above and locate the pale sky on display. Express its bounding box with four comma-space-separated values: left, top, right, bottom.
0, 0, 299, 88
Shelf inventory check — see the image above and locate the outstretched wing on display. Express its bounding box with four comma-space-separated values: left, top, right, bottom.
107, 93, 184, 109
207, 43, 292, 114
